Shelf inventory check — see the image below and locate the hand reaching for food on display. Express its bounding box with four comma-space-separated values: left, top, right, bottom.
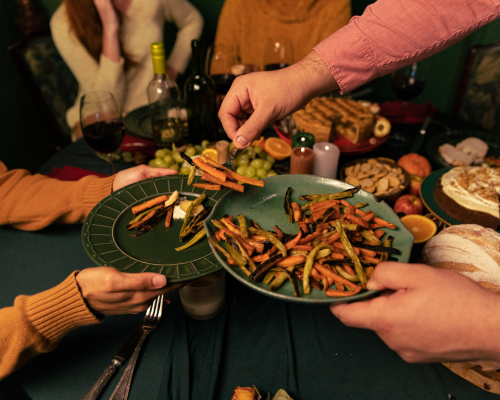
330, 262, 500, 364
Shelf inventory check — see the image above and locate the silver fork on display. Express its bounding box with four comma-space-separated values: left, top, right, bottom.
109, 295, 164, 400
222, 147, 239, 171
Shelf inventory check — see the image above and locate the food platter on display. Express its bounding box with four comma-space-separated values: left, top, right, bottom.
273, 122, 389, 156
124, 105, 152, 140
425, 130, 500, 168
420, 168, 455, 227
204, 174, 415, 304
82, 176, 225, 282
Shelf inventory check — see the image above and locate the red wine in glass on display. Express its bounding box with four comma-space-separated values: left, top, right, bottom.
391, 76, 425, 101
80, 91, 125, 174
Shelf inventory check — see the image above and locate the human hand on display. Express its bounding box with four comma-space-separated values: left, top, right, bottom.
76, 267, 186, 315
94, 0, 120, 32
112, 165, 178, 192
330, 262, 500, 363
219, 50, 338, 149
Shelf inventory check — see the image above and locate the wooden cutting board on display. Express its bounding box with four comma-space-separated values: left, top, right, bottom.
442, 362, 500, 394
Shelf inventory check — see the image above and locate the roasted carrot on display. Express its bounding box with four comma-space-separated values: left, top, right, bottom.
324, 232, 340, 245
276, 255, 306, 267
365, 266, 375, 279
343, 264, 356, 276
165, 206, 174, 228
314, 263, 360, 291
374, 229, 386, 238
285, 231, 303, 250
326, 285, 362, 297
310, 199, 340, 212
333, 242, 361, 256
192, 183, 222, 191
372, 216, 397, 229
200, 154, 265, 187
192, 157, 227, 182
291, 202, 302, 222
362, 211, 376, 221
131, 195, 168, 215
344, 214, 370, 229
362, 256, 381, 264
201, 173, 244, 192
292, 245, 314, 251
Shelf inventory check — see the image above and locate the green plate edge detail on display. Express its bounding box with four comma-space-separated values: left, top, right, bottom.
124, 105, 152, 140
204, 174, 415, 304
82, 175, 227, 282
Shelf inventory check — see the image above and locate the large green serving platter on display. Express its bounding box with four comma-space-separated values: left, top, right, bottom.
82, 176, 225, 282
204, 174, 415, 304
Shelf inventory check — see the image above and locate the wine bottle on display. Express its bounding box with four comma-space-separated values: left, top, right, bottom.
184, 40, 218, 144
147, 42, 183, 149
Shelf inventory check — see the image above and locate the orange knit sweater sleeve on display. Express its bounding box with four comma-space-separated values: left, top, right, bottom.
0, 162, 114, 230
0, 272, 101, 380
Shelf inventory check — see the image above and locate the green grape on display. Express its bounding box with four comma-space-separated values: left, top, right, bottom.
180, 166, 191, 175
163, 155, 173, 165
201, 140, 210, 149
148, 158, 160, 167
245, 167, 256, 178
266, 154, 276, 163
229, 141, 236, 152
169, 163, 179, 171
155, 159, 169, 168
254, 146, 262, 154
194, 145, 203, 154
185, 146, 196, 157
155, 149, 168, 159
236, 166, 247, 176
262, 160, 273, 171
173, 152, 184, 164
266, 170, 278, 177
246, 146, 255, 157
238, 153, 250, 161
122, 151, 134, 162
256, 168, 267, 178
238, 158, 250, 167
250, 159, 264, 169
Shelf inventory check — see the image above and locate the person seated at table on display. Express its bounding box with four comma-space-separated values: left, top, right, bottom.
218, 0, 500, 364
209, 0, 351, 75
0, 162, 184, 380
50, 0, 203, 141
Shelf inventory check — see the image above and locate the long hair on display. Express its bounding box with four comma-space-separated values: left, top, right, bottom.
64, 0, 136, 67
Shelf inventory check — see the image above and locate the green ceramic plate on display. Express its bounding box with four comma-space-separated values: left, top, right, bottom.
204, 174, 415, 304
124, 105, 152, 140
425, 130, 500, 168
82, 176, 226, 282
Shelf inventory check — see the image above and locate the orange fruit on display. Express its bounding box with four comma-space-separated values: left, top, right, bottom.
201, 148, 218, 162
252, 137, 266, 149
264, 137, 292, 161
401, 215, 437, 244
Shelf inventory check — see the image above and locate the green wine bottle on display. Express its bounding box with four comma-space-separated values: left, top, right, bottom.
184, 40, 218, 144
147, 42, 183, 149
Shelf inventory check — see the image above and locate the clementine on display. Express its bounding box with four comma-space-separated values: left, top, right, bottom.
264, 137, 292, 161
401, 215, 437, 244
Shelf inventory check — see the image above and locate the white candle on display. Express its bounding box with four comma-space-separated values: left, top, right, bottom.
312, 142, 340, 179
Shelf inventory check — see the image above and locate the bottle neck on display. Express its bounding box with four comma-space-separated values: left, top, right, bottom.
191, 42, 204, 76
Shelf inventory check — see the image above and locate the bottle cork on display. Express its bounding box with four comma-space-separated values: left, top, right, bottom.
216, 140, 230, 164
231, 64, 245, 76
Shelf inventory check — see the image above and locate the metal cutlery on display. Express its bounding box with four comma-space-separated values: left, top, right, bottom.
222, 147, 239, 171
109, 295, 165, 400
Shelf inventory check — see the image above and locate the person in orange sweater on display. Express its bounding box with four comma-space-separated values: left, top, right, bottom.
210, 0, 351, 75
0, 162, 183, 380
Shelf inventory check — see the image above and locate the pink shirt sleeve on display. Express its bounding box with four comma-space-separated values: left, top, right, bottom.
314, 0, 500, 94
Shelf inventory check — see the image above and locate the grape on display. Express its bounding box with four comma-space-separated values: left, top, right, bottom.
236, 166, 247, 176
229, 141, 236, 152
155, 149, 168, 159
238, 153, 250, 161
254, 146, 262, 154
250, 159, 264, 169
185, 146, 196, 157
266, 170, 278, 177
180, 166, 191, 175
148, 158, 160, 167
245, 167, 256, 178
163, 155, 173, 165
168, 163, 179, 171
238, 158, 250, 167
201, 140, 210, 149
262, 160, 273, 171
265, 154, 275, 163
122, 151, 134, 162
246, 146, 255, 157
155, 159, 169, 168
194, 145, 203, 154
256, 168, 267, 178
173, 152, 184, 164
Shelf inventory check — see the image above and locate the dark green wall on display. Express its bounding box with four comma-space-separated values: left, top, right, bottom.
2, 0, 499, 171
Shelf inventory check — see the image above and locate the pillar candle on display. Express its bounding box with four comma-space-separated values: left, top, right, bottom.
312, 142, 340, 179
290, 147, 315, 174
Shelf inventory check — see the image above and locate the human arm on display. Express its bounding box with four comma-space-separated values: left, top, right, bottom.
0, 162, 177, 231
330, 262, 500, 363
161, 0, 203, 75
94, 0, 121, 63
0, 267, 185, 380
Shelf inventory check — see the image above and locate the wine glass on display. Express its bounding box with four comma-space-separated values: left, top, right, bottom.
210, 44, 237, 98
80, 91, 125, 174
263, 37, 294, 71
387, 62, 426, 147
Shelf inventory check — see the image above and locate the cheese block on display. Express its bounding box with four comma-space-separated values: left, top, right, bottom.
422, 224, 500, 294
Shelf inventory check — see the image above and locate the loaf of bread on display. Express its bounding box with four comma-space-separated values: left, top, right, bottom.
292, 97, 375, 144
422, 224, 500, 293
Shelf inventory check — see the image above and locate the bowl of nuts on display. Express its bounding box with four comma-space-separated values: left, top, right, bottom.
339, 157, 410, 205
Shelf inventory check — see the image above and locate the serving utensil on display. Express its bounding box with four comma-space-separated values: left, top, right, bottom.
222, 147, 239, 171
109, 295, 165, 400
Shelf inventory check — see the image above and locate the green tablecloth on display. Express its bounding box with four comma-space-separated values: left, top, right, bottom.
1, 119, 498, 399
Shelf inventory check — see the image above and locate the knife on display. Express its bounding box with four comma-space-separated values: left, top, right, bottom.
409, 116, 432, 154
81, 320, 145, 400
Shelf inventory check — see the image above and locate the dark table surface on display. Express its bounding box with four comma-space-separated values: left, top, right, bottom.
1, 113, 496, 400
